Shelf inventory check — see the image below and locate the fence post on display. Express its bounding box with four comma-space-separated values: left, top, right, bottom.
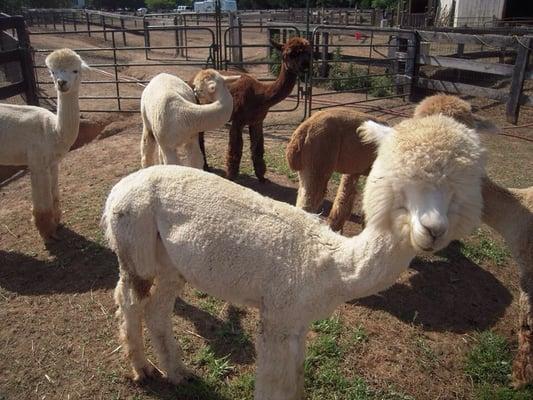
121, 17, 126, 46
320, 29, 329, 78
143, 18, 150, 58
506, 38, 531, 124
174, 16, 180, 57
86, 11, 91, 36
62, 12, 66, 31
102, 15, 107, 41
406, 33, 420, 101
16, 17, 38, 106
228, 12, 242, 64
73, 11, 77, 31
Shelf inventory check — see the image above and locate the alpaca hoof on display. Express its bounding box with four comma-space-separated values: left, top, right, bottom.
166, 367, 195, 385
257, 176, 270, 184
203, 164, 211, 172
33, 209, 59, 241
133, 364, 158, 383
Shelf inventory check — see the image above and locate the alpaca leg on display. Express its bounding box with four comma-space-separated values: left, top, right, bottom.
30, 167, 58, 240
254, 318, 307, 400
144, 271, 190, 384
328, 174, 360, 232
226, 122, 244, 180
249, 122, 267, 182
141, 126, 157, 168
114, 274, 154, 382
160, 146, 179, 165
198, 132, 210, 171
181, 141, 204, 170
50, 162, 61, 226
512, 269, 533, 388
295, 170, 330, 214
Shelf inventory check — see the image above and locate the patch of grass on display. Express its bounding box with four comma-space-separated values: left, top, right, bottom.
195, 345, 235, 382
413, 335, 438, 370
474, 384, 533, 400
264, 145, 298, 181
461, 229, 510, 266
197, 295, 223, 316
215, 319, 250, 347
465, 331, 511, 385
350, 325, 369, 345
222, 372, 254, 400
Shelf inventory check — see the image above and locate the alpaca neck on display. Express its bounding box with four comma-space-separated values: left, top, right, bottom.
189, 89, 233, 133
55, 88, 80, 152
264, 63, 298, 107
335, 226, 415, 303
481, 177, 521, 240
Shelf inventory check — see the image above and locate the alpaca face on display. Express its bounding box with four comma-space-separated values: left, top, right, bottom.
45, 48, 88, 94
272, 37, 312, 74
359, 116, 485, 253
192, 69, 240, 104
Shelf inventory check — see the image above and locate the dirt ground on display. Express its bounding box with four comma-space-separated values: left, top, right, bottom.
1, 21, 533, 400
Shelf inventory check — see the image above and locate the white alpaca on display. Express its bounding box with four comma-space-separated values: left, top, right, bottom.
0, 48, 88, 240
102, 115, 485, 400
414, 94, 533, 388
140, 69, 240, 169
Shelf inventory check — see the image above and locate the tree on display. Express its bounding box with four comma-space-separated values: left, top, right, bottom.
145, 0, 175, 10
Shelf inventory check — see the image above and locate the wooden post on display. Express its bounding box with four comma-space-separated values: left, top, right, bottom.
320, 30, 329, 78
15, 17, 38, 105
457, 43, 464, 57
506, 38, 531, 124
62, 12, 66, 31
406, 33, 420, 101
228, 12, 242, 64
102, 15, 107, 41
121, 18, 126, 46
143, 18, 150, 57
86, 12, 91, 36
174, 16, 180, 57
73, 11, 77, 31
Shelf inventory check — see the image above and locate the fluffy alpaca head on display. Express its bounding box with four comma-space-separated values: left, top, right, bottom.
414, 94, 500, 134
192, 69, 241, 104
45, 48, 89, 94
358, 115, 485, 253
270, 37, 312, 74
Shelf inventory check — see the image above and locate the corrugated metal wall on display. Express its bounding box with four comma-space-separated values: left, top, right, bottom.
454, 0, 505, 26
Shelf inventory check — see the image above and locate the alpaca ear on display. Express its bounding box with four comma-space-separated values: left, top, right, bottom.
222, 75, 241, 84
207, 81, 217, 93
270, 39, 284, 52
80, 59, 91, 72
357, 120, 396, 145
472, 115, 501, 135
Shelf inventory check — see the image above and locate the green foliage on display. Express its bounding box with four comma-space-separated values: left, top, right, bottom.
144, 0, 175, 10
369, 75, 393, 97
328, 47, 369, 91
461, 229, 510, 266
465, 331, 512, 385
195, 346, 235, 382
474, 384, 533, 400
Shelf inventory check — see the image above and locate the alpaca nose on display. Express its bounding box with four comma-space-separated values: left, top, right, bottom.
57, 79, 67, 88
422, 222, 447, 240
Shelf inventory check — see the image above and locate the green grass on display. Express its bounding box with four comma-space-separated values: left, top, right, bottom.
195, 345, 235, 382
461, 229, 510, 266
197, 295, 223, 315
465, 331, 512, 385
464, 331, 533, 399
264, 145, 298, 182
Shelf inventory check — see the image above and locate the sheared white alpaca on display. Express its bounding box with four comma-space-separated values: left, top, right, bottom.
102, 115, 485, 400
140, 69, 240, 168
414, 94, 533, 388
0, 48, 88, 240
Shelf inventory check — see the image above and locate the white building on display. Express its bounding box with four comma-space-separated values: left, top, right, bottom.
436, 0, 531, 27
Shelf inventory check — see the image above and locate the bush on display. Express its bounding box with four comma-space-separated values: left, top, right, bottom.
369, 75, 393, 97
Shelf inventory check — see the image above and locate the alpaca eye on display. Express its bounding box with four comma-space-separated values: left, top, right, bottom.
73, 70, 78, 74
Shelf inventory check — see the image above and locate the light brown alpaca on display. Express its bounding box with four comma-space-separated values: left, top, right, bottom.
198, 37, 312, 181
415, 94, 533, 388
286, 108, 384, 231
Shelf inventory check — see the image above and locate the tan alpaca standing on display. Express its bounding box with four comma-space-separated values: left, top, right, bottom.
414, 94, 533, 388
286, 108, 385, 231
0, 48, 88, 240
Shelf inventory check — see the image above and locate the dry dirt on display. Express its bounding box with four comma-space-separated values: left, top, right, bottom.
1, 21, 533, 400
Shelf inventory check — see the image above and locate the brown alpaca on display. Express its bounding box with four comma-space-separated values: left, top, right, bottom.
286, 108, 384, 231
198, 37, 312, 181
415, 94, 533, 388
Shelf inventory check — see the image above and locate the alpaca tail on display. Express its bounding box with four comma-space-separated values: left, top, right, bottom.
285, 124, 308, 171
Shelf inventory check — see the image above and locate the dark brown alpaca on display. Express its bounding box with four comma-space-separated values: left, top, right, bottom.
198, 37, 312, 181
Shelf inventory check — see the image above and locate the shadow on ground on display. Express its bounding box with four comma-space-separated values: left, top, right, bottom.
353, 241, 513, 333
0, 227, 118, 295
175, 300, 255, 365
